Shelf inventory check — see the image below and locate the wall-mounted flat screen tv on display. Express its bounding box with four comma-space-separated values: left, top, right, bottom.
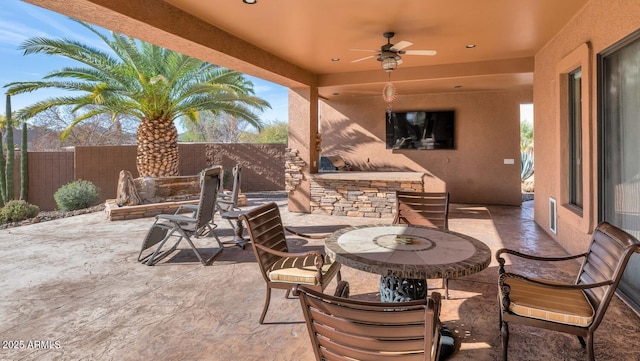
385, 110, 455, 150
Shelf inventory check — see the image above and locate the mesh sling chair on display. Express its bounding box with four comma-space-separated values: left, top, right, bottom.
138, 166, 224, 266
179, 164, 242, 235
394, 191, 451, 298
294, 284, 442, 361
496, 221, 640, 361
217, 163, 242, 219
240, 202, 342, 324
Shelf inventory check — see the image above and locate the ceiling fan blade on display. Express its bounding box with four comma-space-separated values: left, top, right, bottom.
351, 55, 375, 63
391, 41, 413, 51
403, 49, 437, 56
350, 48, 380, 53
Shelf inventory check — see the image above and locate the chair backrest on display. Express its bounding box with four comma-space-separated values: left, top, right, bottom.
227, 163, 242, 205
296, 285, 442, 361
217, 164, 243, 213
577, 221, 640, 328
240, 202, 289, 279
394, 191, 449, 230
194, 166, 221, 229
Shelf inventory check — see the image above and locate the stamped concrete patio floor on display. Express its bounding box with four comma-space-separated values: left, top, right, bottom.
1, 193, 639, 361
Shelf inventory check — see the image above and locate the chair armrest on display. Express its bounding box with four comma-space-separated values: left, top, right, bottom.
175, 204, 198, 215
253, 243, 325, 268
333, 280, 350, 298
155, 213, 197, 224
217, 201, 240, 213
496, 248, 587, 274
498, 272, 614, 311
499, 272, 613, 290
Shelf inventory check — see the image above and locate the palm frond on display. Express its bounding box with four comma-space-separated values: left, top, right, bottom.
7, 19, 271, 143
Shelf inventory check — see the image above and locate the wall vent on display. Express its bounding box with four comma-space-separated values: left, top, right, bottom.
549, 197, 557, 234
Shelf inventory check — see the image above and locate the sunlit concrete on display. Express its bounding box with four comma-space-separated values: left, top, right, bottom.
1, 194, 638, 360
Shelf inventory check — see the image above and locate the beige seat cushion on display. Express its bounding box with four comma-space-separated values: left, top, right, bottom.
268, 254, 339, 285
501, 278, 594, 327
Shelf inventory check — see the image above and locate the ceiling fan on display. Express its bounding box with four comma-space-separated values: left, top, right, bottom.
351, 32, 437, 72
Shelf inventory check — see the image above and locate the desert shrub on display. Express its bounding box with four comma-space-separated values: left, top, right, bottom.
54, 180, 100, 211
0, 200, 40, 223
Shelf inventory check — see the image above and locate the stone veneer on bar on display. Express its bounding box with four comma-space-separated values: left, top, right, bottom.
309, 172, 425, 217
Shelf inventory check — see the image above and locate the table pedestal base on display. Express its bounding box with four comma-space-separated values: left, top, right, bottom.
379, 275, 455, 361
380, 275, 427, 302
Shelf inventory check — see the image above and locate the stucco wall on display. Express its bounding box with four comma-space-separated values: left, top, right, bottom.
319, 89, 531, 206
534, 0, 640, 253
24, 143, 285, 211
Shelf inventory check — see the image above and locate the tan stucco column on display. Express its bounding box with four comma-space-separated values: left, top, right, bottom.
287, 87, 319, 213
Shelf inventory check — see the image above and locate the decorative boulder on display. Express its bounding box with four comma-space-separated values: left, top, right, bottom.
116, 170, 143, 207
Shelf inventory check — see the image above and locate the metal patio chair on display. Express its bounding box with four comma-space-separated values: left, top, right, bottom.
295, 284, 442, 361
137, 166, 224, 266
217, 163, 242, 218
240, 202, 342, 324
394, 190, 451, 298
496, 221, 640, 361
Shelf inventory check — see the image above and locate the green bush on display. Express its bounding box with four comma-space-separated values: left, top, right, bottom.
54, 180, 100, 211
0, 200, 39, 223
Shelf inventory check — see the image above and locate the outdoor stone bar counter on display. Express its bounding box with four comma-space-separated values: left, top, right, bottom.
309, 171, 425, 217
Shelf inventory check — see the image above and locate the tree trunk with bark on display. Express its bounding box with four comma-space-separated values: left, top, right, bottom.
136, 118, 180, 177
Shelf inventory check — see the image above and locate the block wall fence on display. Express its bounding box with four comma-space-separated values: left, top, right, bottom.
16, 143, 286, 211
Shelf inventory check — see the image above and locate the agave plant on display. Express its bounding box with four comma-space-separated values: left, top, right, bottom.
520, 149, 534, 181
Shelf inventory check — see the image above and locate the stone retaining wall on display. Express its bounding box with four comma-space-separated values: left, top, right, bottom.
310, 172, 424, 218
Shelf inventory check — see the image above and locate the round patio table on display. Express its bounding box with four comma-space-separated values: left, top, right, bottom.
325, 224, 491, 300
324, 224, 492, 360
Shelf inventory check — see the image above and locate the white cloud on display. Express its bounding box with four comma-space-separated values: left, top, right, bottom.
26, 9, 108, 49
0, 20, 49, 46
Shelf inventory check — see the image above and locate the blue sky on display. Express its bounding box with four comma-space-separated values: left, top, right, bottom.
0, 0, 289, 125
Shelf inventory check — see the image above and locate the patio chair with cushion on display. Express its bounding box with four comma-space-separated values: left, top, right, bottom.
294, 284, 442, 361
496, 221, 640, 361
240, 202, 342, 324
137, 166, 224, 266
394, 190, 451, 298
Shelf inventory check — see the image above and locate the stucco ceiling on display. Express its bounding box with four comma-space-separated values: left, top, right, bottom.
26, 0, 589, 99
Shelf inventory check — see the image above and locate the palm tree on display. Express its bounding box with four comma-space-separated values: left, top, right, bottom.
5, 20, 269, 177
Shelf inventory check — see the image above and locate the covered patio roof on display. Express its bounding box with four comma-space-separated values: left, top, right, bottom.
24, 0, 588, 99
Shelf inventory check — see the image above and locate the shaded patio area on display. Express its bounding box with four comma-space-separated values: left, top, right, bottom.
1, 193, 639, 360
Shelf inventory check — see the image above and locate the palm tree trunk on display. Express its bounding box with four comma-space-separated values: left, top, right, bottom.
136, 118, 179, 177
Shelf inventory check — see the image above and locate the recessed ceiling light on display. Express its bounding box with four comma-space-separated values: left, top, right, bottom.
333, 92, 340, 96
454, 85, 463, 89
243, 0, 257, 4
465, 44, 476, 49
331, 58, 340, 62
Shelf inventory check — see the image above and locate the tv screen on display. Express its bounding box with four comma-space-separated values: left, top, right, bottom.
385, 110, 455, 150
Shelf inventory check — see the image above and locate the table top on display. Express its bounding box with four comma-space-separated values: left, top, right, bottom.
324, 224, 491, 279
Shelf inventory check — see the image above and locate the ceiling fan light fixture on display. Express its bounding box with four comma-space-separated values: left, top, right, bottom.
381, 57, 397, 72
